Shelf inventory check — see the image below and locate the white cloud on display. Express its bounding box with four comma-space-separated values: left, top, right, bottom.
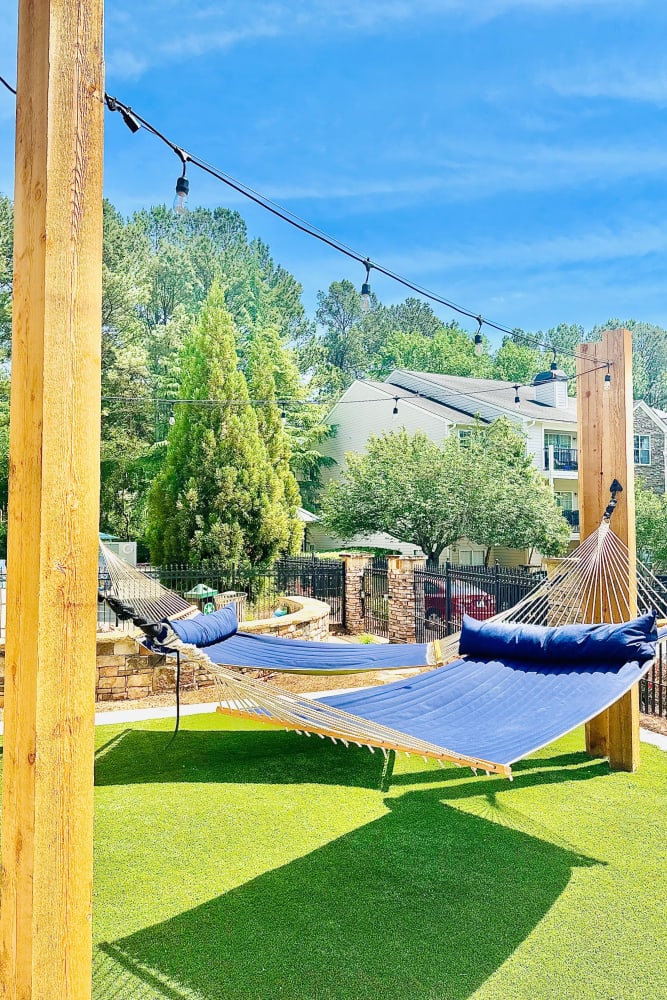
543, 64, 667, 104
382, 219, 667, 275
104, 0, 630, 79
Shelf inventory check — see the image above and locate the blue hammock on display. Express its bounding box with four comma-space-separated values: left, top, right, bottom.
320, 651, 651, 769
166, 603, 436, 673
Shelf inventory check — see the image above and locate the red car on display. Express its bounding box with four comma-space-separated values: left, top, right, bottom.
423, 580, 496, 627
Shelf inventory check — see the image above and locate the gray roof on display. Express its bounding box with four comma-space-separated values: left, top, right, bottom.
360, 380, 481, 424
385, 370, 578, 424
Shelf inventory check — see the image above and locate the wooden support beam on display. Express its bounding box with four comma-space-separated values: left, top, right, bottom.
0, 1, 104, 997
577, 328, 639, 771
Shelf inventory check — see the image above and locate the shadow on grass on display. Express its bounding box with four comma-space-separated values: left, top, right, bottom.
94, 726, 604, 999
95, 726, 609, 798
97, 784, 598, 1000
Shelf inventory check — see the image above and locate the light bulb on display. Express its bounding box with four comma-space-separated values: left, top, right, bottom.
173, 175, 189, 215
169, 414, 176, 426
550, 349, 558, 373
474, 332, 483, 357
360, 258, 372, 314
604, 369, 611, 391
514, 386, 521, 409
392, 398, 399, 419
281, 407, 287, 428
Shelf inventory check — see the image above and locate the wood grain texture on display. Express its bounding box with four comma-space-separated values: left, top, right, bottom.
577, 328, 639, 771
0, 1, 104, 997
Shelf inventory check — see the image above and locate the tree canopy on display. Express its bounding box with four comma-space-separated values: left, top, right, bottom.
322, 420, 570, 562
147, 284, 302, 566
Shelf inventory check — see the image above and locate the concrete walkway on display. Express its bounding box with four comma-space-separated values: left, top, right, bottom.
1, 697, 665, 752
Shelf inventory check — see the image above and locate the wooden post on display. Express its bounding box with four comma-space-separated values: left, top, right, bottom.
0, 1, 104, 997
577, 328, 639, 771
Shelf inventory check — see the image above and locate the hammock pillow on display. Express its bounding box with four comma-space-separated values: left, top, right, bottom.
459, 612, 657, 666
169, 603, 239, 647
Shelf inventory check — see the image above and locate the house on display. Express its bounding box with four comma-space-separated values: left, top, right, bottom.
308, 369, 666, 567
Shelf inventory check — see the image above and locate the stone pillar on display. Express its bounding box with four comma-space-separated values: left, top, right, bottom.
339, 553, 371, 634
388, 555, 426, 644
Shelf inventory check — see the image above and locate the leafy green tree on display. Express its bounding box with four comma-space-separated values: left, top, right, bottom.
321, 429, 467, 561
245, 327, 303, 554
147, 284, 301, 566
492, 336, 542, 384
461, 420, 570, 563
321, 420, 570, 563
0, 195, 13, 357
635, 479, 667, 571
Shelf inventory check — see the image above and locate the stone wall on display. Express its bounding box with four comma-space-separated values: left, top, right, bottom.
0, 594, 331, 705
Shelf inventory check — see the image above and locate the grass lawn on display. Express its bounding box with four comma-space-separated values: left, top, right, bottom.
4, 714, 667, 999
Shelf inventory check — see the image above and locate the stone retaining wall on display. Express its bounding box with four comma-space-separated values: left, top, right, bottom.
0, 595, 331, 705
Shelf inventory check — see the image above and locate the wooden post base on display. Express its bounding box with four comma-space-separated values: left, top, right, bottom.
585, 710, 609, 758
608, 686, 640, 772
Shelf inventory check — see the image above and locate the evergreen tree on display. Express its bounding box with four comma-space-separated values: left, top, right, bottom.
147, 284, 301, 566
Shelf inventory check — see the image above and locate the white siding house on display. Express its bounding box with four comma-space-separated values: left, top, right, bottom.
310, 369, 580, 566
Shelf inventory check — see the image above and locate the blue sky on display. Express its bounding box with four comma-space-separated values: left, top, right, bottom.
2, 1, 667, 344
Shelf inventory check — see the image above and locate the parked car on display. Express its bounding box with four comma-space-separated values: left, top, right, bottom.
423, 579, 496, 627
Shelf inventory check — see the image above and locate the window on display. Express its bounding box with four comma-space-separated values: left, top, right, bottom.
634, 434, 651, 465
457, 428, 472, 446
544, 432, 574, 449
457, 548, 485, 566
554, 491, 574, 511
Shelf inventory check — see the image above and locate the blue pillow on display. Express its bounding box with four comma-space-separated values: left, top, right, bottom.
169, 602, 238, 647
459, 612, 658, 666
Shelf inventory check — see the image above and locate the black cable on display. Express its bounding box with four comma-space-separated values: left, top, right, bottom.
2, 74, 613, 366
0, 75, 16, 96
101, 92, 609, 366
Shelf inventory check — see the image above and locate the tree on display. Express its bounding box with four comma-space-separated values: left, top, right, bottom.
321, 429, 467, 561
635, 479, 667, 572
461, 420, 571, 562
321, 421, 570, 563
146, 284, 301, 566
0, 194, 13, 357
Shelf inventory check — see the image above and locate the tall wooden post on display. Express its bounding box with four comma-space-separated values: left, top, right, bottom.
0, 1, 104, 997
577, 328, 639, 771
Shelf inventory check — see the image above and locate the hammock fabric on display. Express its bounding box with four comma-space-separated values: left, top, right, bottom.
320, 647, 653, 770
193, 629, 436, 674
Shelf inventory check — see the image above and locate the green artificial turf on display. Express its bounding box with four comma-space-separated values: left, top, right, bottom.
3, 714, 667, 999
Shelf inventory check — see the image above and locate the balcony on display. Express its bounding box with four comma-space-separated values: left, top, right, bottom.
544, 447, 578, 472
560, 508, 580, 530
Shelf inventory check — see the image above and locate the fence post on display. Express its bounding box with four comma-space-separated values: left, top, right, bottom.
339, 553, 370, 634
387, 555, 426, 644
445, 561, 452, 634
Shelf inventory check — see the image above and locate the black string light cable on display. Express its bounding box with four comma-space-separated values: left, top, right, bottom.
98, 363, 612, 414
0, 72, 612, 368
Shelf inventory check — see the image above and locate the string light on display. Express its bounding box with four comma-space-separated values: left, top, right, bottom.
550, 348, 558, 373
392, 397, 399, 418
94, 88, 613, 368
360, 259, 372, 314
513, 385, 521, 409
173, 151, 190, 215
604, 364, 611, 391
0, 73, 615, 371
281, 405, 287, 427
474, 316, 484, 358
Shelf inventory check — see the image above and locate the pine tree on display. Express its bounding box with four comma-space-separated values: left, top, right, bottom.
146, 283, 300, 566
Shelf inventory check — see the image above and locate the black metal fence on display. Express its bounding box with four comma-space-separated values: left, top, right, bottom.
362, 562, 389, 638
96, 555, 345, 631
414, 562, 546, 643
640, 638, 667, 718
